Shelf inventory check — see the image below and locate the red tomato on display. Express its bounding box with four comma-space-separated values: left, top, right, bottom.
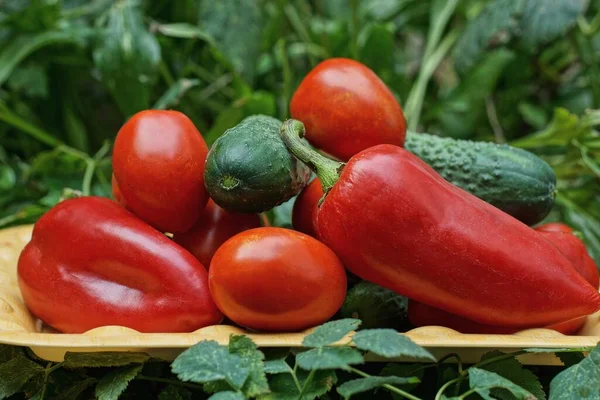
290, 58, 406, 161
292, 179, 323, 237
111, 174, 127, 207
536, 222, 574, 233
113, 110, 209, 233
209, 227, 347, 331
173, 199, 264, 268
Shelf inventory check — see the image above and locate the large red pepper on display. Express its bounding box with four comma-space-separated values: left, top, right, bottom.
280, 120, 600, 328
409, 225, 599, 334
18, 197, 222, 333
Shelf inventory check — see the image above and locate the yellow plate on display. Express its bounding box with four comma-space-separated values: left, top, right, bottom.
0, 225, 598, 364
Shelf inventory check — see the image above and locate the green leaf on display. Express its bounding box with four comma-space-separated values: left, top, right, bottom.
95, 364, 142, 400
62, 352, 150, 368
93, 0, 161, 116
7, 64, 48, 98
302, 319, 361, 347
198, 0, 263, 83
479, 351, 546, 400
340, 281, 409, 330
156, 23, 215, 43
468, 368, 537, 400
228, 335, 269, 397
55, 378, 97, 400
264, 359, 291, 375
358, 23, 395, 75
511, 108, 588, 148
296, 347, 364, 371
549, 345, 600, 400
0, 345, 23, 364
153, 79, 201, 110
171, 340, 249, 390
453, 0, 523, 73
380, 363, 424, 394
209, 392, 246, 400
519, 0, 587, 48
337, 376, 420, 399
557, 352, 586, 368
0, 355, 44, 399
260, 369, 337, 400
352, 329, 435, 361
158, 385, 192, 400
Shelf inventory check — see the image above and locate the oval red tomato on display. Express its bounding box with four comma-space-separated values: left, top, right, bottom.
173, 199, 264, 268
536, 222, 574, 233
113, 110, 209, 233
292, 179, 322, 237
290, 58, 406, 161
209, 227, 347, 331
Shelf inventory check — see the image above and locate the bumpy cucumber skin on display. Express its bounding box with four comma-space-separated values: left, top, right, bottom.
205, 115, 311, 213
405, 132, 556, 226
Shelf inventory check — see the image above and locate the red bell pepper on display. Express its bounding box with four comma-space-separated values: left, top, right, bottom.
18, 197, 222, 333
281, 119, 600, 328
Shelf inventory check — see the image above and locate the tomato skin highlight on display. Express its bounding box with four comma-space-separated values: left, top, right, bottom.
290, 58, 406, 161
113, 110, 209, 233
292, 179, 322, 237
208, 227, 347, 331
173, 199, 263, 268
536, 222, 574, 233
17, 197, 222, 333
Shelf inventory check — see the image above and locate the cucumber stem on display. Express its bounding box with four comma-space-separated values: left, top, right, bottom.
280, 119, 344, 193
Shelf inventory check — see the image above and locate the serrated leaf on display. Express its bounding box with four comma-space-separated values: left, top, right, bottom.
479, 351, 546, 400
172, 340, 249, 390
199, 0, 263, 83
302, 319, 361, 347
264, 359, 291, 375
519, 0, 587, 48
209, 392, 246, 400
468, 368, 537, 400
95, 364, 142, 400
337, 376, 419, 399
228, 335, 269, 397
549, 345, 600, 400
259, 369, 337, 400
296, 347, 364, 371
0, 355, 44, 399
352, 329, 435, 361
63, 352, 149, 368
55, 378, 97, 400
453, 0, 523, 73
158, 385, 192, 400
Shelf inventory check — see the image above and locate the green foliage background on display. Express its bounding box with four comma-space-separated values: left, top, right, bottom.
1, 0, 600, 398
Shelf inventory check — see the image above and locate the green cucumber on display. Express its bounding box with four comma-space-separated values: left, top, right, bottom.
405, 131, 556, 225
205, 115, 311, 213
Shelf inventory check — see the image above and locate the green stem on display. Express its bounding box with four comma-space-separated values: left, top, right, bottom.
350, 0, 359, 59
298, 369, 316, 399
348, 367, 422, 400
0, 104, 63, 148
458, 388, 476, 399
277, 39, 293, 120
39, 362, 55, 400
435, 376, 464, 400
279, 119, 344, 193
136, 375, 203, 390
290, 362, 302, 393
470, 350, 527, 372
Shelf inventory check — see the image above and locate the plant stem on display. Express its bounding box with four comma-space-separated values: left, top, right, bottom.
136, 375, 203, 390
470, 350, 527, 371
279, 119, 344, 192
485, 96, 505, 143
277, 39, 293, 120
290, 362, 302, 393
435, 376, 464, 400
298, 369, 316, 399
39, 362, 55, 400
348, 367, 422, 400
350, 0, 359, 59
0, 103, 63, 148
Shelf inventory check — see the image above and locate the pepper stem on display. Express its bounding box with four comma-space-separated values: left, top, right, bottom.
280, 119, 344, 193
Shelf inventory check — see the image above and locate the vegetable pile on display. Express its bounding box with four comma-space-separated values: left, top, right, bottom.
17, 58, 600, 337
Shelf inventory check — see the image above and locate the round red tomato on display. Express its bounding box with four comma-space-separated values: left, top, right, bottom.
290, 58, 406, 161
174, 199, 264, 268
292, 179, 323, 237
536, 222, 574, 233
113, 110, 209, 233
209, 227, 347, 331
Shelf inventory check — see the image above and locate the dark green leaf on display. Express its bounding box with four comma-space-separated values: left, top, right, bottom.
158, 385, 192, 400
208, 392, 245, 400
337, 376, 419, 399
153, 79, 201, 110
260, 369, 337, 400
519, 0, 587, 48
198, 0, 263, 83
228, 335, 269, 397
479, 351, 546, 400
358, 23, 395, 75
55, 378, 97, 400
171, 340, 249, 390
549, 345, 600, 400
302, 319, 360, 347
7, 64, 48, 98
0, 345, 23, 364
0, 355, 44, 399
557, 352, 586, 368
296, 347, 364, 371
63, 352, 149, 368
468, 368, 537, 400
93, 0, 161, 116
352, 329, 435, 361
380, 363, 425, 394
95, 364, 142, 400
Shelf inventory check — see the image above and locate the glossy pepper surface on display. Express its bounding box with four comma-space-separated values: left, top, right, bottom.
209, 227, 347, 331
174, 199, 265, 268
280, 119, 600, 328
290, 58, 406, 161
113, 110, 209, 233
18, 197, 222, 333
